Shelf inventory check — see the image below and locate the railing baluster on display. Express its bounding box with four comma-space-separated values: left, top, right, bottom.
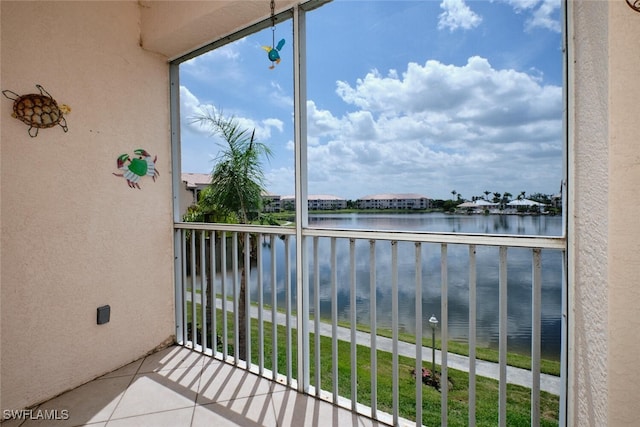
531, 248, 542, 426
271, 235, 278, 381
468, 245, 477, 427
221, 232, 228, 359
313, 236, 321, 397
285, 235, 292, 384
499, 246, 508, 427
441, 243, 448, 426
181, 230, 188, 344
369, 239, 377, 419
415, 242, 423, 427
560, 250, 568, 427
244, 232, 252, 368
257, 233, 264, 375
391, 241, 399, 426
349, 238, 357, 411
331, 237, 338, 403
201, 230, 208, 352
232, 232, 239, 365
174, 230, 184, 345
210, 231, 217, 356
191, 230, 197, 348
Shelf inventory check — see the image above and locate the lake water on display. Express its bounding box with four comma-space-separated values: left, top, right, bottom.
248, 212, 563, 360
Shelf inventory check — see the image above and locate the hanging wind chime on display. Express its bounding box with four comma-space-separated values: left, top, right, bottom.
262, 0, 285, 69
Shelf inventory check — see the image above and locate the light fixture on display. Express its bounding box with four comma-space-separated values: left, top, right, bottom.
428, 315, 438, 378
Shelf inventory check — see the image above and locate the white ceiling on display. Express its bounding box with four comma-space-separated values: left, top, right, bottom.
139, 1, 299, 61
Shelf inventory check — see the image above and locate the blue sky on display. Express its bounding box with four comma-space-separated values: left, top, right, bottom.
180, 0, 563, 200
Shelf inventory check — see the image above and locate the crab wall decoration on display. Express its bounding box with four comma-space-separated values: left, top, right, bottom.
2, 84, 70, 137
113, 149, 159, 189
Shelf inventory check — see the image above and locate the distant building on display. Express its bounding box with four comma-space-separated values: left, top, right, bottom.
281, 194, 347, 211
357, 193, 431, 210
181, 173, 211, 215
506, 198, 549, 213
181, 173, 282, 215
262, 192, 281, 213
456, 199, 499, 213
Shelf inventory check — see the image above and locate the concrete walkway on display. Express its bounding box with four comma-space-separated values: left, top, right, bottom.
185, 295, 561, 396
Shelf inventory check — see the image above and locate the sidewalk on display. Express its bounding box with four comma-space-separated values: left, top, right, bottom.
185, 295, 561, 395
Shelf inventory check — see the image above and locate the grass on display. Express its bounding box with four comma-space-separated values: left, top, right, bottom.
186, 300, 560, 426
186, 289, 561, 377
351, 322, 561, 377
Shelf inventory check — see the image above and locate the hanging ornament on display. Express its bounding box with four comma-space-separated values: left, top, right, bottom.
262, 0, 285, 69
262, 39, 285, 69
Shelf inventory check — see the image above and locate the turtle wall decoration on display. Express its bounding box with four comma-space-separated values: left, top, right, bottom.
2, 84, 70, 137
113, 149, 159, 189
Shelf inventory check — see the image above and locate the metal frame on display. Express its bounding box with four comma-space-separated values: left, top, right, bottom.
168, 0, 570, 424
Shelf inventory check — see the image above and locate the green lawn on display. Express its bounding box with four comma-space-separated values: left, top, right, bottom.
186, 301, 559, 426
186, 291, 561, 376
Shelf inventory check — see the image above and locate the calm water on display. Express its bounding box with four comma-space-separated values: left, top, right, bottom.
247, 212, 563, 360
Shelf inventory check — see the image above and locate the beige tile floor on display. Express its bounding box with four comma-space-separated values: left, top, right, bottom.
2, 346, 388, 427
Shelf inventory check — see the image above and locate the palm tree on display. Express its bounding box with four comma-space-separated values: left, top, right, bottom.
191, 109, 272, 361
484, 190, 491, 201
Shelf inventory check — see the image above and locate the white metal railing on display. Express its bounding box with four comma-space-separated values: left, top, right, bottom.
174, 222, 566, 427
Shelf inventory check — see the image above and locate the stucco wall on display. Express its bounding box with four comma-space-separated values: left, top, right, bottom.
571, 1, 640, 425
1, 1, 174, 411
570, 1, 609, 424
607, 1, 640, 425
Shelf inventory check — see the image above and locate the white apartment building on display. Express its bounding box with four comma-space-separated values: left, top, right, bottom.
281, 194, 347, 210
357, 193, 431, 210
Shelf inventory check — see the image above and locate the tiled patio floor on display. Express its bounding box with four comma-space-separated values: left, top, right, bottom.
2, 346, 387, 427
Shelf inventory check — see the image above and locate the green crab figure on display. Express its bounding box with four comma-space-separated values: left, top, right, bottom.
113, 149, 159, 189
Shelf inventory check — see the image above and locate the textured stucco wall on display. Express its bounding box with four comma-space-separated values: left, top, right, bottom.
0, 1, 174, 411
571, 1, 640, 424
570, 2, 609, 425
607, 1, 640, 425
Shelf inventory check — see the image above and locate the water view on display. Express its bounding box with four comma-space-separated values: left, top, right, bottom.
247, 212, 563, 361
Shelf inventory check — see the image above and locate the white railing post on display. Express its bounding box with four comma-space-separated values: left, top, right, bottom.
201, 230, 208, 352
293, 2, 310, 394
415, 242, 423, 426
369, 239, 378, 419
349, 238, 357, 412
257, 233, 264, 375
244, 232, 251, 367
531, 248, 542, 425
499, 246, 508, 427
441, 243, 449, 426
313, 236, 321, 397
331, 237, 338, 403
391, 241, 399, 426
174, 229, 184, 344
468, 244, 477, 427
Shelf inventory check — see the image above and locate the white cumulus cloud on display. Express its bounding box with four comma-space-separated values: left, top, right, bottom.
306, 56, 562, 199
438, 0, 482, 32
501, 0, 561, 33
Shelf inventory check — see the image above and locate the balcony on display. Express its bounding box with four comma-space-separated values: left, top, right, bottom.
171, 222, 566, 426
1, 345, 379, 427
8, 222, 563, 427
